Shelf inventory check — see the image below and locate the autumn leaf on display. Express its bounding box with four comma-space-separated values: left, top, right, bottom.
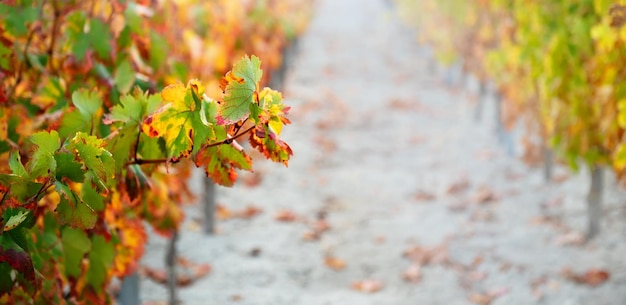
218, 55, 263, 125
142, 80, 217, 160
67, 132, 114, 191
562, 268, 610, 286
324, 256, 346, 271
352, 279, 383, 293
274, 209, 298, 222
402, 264, 422, 283
195, 143, 252, 187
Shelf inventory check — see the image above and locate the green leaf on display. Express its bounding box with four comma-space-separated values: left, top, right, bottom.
89, 18, 112, 58
9, 152, 28, 178
60, 111, 91, 139
86, 235, 115, 292
149, 30, 168, 70
0, 43, 11, 71
55, 182, 97, 229
55, 152, 86, 182
28, 130, 60, 178
81, 183, 104, 212
72, 89, 102, 118
218, 55, 263, 124
61, 228, 91, 278
67, 132, 114, 190
3, 209, 29, 232
114, 59, 136, 94
108, 124, 137, 172
0, 262, 13, 295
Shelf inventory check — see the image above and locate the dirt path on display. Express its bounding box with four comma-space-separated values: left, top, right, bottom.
140, 0, 626, 304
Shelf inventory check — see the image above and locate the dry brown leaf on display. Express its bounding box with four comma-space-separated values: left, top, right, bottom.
312, 219, 330, 233
562, 268, 610, 286
352, 279, 384, 293
552, 173, 569, 184
447, 176, 470, 195
236, 206, 263, 219
242, 172, 262, 188
274, 210, 298, 222
314, 136, 337, 153
216, 204, 232, 220
402, 264, 422, 283
301, 230, 320, 241
553, 231, 586, 246
468, 293, 494, 305
324, 256, 347, 271
414, 190, 436, 202
140, 266, 167, 284
403, 243, 449, 266
471, 186, 497, 204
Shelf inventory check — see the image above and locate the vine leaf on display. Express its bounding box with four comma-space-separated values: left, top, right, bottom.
3, 209, 29, 232
142, 80, 216, 160
0, 235, 36, 294
67, 132, 114, 192
86, 235, 115, 293
249, 125, 293, 166
55, 182, 97, 229
60, 89, 103, 138
61, 227, 91, 278
195, 144, 252, 187
218, 55, 263, 125
27, 130, 60, 179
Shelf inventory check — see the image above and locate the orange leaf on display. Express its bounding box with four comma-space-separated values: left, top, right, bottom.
274, 209, 298, 222
352, 279, 383, 293
324, 256, 346, 271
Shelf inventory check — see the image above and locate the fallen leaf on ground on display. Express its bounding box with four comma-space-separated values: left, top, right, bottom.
562, 268, 610, 286
242, 172, 263, 187
352, 279, 384, 293
403, 243, 449, 265
552, 173, 569, 184
235, 206, 263, 219
468, 287, 509, 305
414, 190, 435, 202
312, 219, 330, 232
324, 256, 347, 270
274, 209, 298, 222
402, 264, 422, 283
447, 176, 470, 195
553, 231, 586, 246
216, 204, 232, 220
301, 230, 320, 241
313, 136, 337, 153
471, 186, 497, 204
468, 293, 494, 305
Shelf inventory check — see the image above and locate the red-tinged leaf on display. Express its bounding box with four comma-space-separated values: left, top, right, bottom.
249, 125, 293, 166
0, 246, 36, 293
352, 279, 383, 293
218, 55, 263, 125
562, 268, 610, 286
196, 143, 252, 187
274, 209, 298, 222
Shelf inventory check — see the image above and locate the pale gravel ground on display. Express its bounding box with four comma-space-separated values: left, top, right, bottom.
138, 0, 626, 304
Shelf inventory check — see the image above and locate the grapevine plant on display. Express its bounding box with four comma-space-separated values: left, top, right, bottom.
396, 0, 626, 236
0, 0, 300, 303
